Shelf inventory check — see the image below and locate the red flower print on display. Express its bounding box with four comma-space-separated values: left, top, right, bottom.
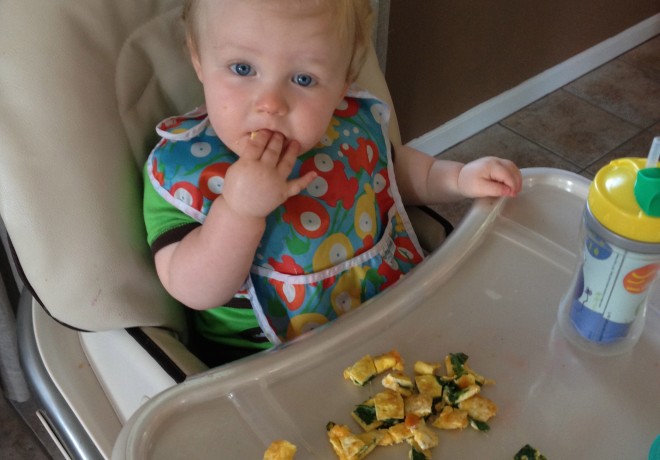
300, 154, 358, 209
334, 97, 359, 118
269, 279, 306, 311
394, 237, 423, 264
199, 162, 230, 200
282, 195, 330, 238
151, 158, 165, 186
344, 137, 379, 175
268, 255, 305, 275
378, 259, 402, 290
170, 181, 203, 211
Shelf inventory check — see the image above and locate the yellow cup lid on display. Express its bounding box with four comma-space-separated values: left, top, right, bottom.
588, 158, 660, 243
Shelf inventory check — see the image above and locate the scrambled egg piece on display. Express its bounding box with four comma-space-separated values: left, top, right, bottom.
263, 440, 297, 460
326, 423, 383, 460
343, 355, 377, 386
374, 390, 405, 421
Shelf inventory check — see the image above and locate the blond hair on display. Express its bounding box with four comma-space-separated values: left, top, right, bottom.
182, 0, 373, 82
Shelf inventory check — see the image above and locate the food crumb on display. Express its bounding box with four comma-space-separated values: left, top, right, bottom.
263, 440, 297, 460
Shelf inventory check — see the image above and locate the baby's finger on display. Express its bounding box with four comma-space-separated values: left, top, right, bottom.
476, 179, 513, 198
277, 139, 301, 177
260, 132, 285, 166
490, 160, 523, 196
237, 130, 271, 160
286, 171, 318, 198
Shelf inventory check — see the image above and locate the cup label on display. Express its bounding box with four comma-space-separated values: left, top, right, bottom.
579, 231, 659, 323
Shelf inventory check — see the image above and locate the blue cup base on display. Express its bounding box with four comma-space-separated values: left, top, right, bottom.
569, 299, 631, 343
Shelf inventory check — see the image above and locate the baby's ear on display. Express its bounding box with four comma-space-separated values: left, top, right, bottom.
187, 37, 204, 83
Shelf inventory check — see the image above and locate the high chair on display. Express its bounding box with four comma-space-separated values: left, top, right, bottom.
0, 1, 450, 458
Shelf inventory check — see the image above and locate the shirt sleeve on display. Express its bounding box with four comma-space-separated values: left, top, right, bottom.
143, 163, 200, 254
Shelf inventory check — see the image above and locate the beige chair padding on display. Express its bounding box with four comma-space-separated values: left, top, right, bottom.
0, 0, 191, 332
0, 0, 401, 333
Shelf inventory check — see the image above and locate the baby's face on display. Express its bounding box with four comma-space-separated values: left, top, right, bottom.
190, 0, 351, 155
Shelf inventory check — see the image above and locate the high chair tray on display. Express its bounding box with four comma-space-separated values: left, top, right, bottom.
113, 168, 660, 459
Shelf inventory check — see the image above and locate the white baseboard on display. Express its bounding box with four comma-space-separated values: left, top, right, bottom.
408, 13, 660, 155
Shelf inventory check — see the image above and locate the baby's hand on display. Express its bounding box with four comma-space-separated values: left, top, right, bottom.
222, 130, 316, 218
457, 157, 522, 198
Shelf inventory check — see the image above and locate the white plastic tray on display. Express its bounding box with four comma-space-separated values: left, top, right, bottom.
113, 169, 660, 459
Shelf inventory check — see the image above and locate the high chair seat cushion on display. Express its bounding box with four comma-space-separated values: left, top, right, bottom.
0, 0, 201, 332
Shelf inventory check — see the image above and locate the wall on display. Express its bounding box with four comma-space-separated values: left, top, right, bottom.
385, 1, 660, 145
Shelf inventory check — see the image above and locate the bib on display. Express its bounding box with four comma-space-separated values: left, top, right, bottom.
147, 88, 424, 344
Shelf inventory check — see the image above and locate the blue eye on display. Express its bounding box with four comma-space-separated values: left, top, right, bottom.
293, 73, 315, 87
230, 63, 253, 76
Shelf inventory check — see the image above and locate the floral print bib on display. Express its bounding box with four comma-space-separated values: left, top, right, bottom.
147, 88, 424, 344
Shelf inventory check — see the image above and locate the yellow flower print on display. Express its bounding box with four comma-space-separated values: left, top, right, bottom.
312, 233, 354, 272
287, 313, 328, 340
355, 183, 377, 241
331, 266, 368, 316
318, 118, 341, 147
394, 212, 405, 233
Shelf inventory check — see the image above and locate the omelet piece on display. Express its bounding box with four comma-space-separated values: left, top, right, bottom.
326, 423, 380, 460
382, 371, 414, 396
453, 384, 481, 404
374, 390, 405, 422
386, 422, 413, 444
351, 399, 382, 431
263, 440, 297, 460
414, 374, 443, 399
408, 440, 432, 460
413, 360, 441, 376
373, 349, 404, 373
355, 430, 385, 456
454, 373, 477, 389
431, 405, 469, 430
458, 394, 497, 422
343, 355, 377, 386
444, 353, 494, 386
405, 415, 439, 450
403, 393, 433, 418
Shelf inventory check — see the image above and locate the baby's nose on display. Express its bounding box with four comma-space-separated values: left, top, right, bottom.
255, 87, 289, 116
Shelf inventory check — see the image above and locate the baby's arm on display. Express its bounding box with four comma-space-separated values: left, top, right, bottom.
154, 131, 316, 310
393, 144, 522, 205
154, 197, 266, 309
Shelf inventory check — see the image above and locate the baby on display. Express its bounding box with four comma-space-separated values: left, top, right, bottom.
143, 0, 522, 365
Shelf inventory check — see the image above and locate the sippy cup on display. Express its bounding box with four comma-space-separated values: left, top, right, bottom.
558, 137, 660, 356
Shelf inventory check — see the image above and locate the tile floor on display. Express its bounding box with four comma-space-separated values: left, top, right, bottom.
1, 33, 659, 460
434, 34, 660, 226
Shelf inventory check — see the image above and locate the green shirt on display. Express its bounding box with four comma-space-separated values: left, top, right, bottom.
143, 165, 271, 351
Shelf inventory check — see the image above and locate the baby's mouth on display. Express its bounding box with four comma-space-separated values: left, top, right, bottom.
250, 129, 290, 144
